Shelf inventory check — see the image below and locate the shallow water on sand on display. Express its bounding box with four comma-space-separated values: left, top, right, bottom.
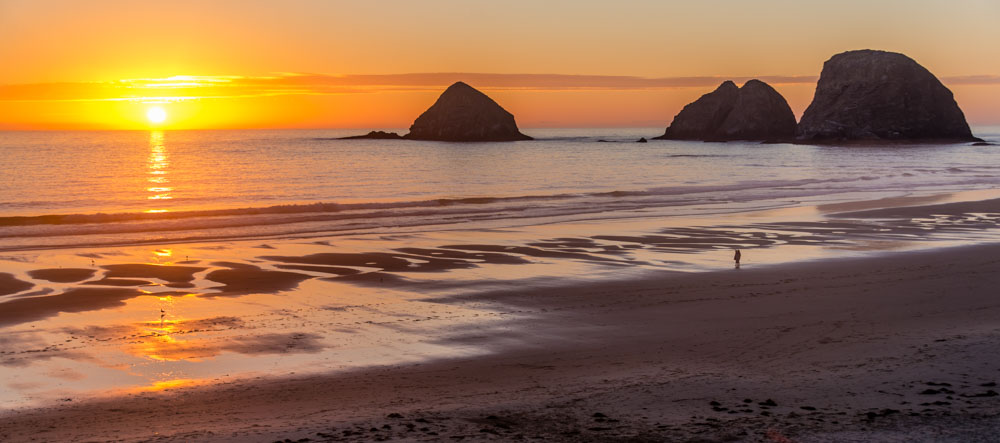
3, 188, 1000, 408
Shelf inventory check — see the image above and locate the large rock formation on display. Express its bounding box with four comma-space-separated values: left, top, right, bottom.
654, 80, 796, 141
796, 50, 977, 142
404, 82, 532, 141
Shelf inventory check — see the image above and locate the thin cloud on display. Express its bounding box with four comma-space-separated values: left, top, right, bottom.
0, 72, 994, 103
939, 75, 1000, 85
0, 73, 818, 103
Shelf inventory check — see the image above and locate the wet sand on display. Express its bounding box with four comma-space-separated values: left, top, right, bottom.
26, 268, 95, 283
833, 196, 1000, 219
0, 273, 33, 296
1, 242, 999, 442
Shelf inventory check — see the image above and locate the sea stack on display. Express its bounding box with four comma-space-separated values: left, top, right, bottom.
655, 81, 740, 140
404, 82, 532, 141
796, 50, 977, 142
654, 80, 796, 141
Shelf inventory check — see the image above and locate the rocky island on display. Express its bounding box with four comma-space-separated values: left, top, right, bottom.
340, 130, 403, 140
404, 82, 532, 141
653, 79, 796, 141
796, 50, 979, 143
344, 82, 531, 141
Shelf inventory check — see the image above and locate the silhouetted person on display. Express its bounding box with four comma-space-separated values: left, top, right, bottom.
734, 249, 742, 268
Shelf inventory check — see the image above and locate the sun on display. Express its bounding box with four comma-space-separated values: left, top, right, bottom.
147, 106, 167, 124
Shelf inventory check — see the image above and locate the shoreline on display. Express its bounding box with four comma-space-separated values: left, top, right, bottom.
2, 242, 1000, 441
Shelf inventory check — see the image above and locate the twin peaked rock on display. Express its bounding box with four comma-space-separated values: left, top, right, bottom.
654, 79, 796, 141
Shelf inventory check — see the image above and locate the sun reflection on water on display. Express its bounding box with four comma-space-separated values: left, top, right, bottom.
151, 248, 173, 264
146, 130, 173, 210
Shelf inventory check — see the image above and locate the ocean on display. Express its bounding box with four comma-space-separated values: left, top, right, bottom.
2, 127, 999, 252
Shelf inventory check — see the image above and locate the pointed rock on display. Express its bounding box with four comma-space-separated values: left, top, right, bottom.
654, 81, 739, 140
654, 80, 795, 141
404, 82, 532, 142
796, 50, 978, 142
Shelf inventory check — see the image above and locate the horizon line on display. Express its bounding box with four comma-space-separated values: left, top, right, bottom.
3, 123, 1000, 132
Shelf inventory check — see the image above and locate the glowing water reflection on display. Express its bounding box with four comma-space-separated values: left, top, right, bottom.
146, 131, 173, 210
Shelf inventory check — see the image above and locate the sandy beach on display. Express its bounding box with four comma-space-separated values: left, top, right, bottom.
1, 238, 999, 442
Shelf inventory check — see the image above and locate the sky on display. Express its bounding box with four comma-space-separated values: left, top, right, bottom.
1, 0, 998, 130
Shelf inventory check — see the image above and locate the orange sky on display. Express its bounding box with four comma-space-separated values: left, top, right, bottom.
1, 0, 998, 130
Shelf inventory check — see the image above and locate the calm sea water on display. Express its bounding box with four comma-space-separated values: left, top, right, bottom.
1, 127, 998, 251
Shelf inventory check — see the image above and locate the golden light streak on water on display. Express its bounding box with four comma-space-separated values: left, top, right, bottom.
146, 130, 172, 208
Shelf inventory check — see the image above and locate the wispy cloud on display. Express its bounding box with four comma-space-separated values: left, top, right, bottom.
0, 73, 820, 103
1, 72, 995, 103
254, 73, 822, 90
937, 75, 1000, 85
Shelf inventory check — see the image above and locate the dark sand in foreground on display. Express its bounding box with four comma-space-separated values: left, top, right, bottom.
2, 243, 999, 442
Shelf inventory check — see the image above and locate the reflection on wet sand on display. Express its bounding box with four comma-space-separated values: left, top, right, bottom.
3, 197, 1000, 329
84, 278, 156, 287
0, 287, 147, 327
140, 331, 325, 361
126, 318, 324, 362
138, 378, 206, 393
0, 331, 95, 368
261, 252, 486, 273
204, 262, 311, 296
2, 194, 1000, 407
102, 263, 205, 288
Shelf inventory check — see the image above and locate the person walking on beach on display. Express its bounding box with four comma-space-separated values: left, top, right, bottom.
734, 249, 742, 268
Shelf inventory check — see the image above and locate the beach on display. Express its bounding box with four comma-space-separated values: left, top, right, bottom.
1, 130, 999, 441
2, 240, 999, 441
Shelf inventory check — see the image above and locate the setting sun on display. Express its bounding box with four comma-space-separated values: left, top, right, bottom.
146, 106, 167, 124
